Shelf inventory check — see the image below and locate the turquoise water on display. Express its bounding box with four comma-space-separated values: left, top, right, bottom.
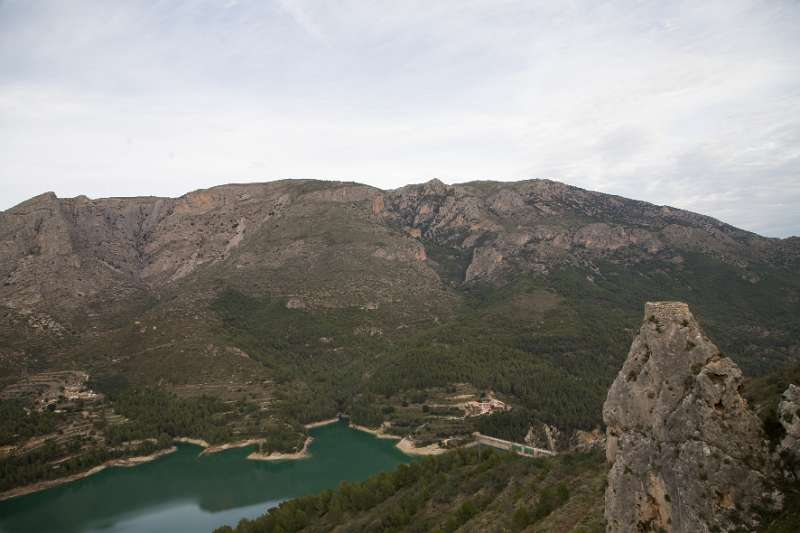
0, 422, 411, 533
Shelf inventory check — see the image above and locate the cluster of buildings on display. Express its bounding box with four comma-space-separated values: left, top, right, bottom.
0, 370, 100, 411
464, 397, 508, 417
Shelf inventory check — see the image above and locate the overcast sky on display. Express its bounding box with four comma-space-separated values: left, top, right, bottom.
1, 1, 798, 237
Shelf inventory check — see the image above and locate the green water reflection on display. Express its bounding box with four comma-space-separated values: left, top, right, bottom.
0, 422, 411, 533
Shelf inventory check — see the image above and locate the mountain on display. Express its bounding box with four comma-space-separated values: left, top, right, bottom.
1, 178, 799, 496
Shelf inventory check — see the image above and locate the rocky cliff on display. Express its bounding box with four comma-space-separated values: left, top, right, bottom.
604, 302, 781, 532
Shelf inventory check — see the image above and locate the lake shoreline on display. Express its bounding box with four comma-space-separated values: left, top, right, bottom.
349, 422, 403, 440
0, 428, 321, 502
201, 439, 263, 455
0, 446, 178, 502
346, 422, 447, 455
0, 419, 415, 532
247, 436, 314, 461
304, 417, 341, 429
396, 437, 447, 456
0, 419, 429, 503
174, 436, 266, 455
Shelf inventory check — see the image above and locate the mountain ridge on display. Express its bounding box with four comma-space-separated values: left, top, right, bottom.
8, 177, 796, 244
9, 177, 794, 237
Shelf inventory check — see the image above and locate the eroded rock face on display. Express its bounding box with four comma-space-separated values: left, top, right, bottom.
779, 384, 800, 479
1, 179, 784, 323
604, 302, 779, 533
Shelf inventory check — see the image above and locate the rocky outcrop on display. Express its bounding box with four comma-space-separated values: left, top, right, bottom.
604, 302, 780, 533
778, 384, 800, 479
572, 222, 663, 254
378, 178, 777, 285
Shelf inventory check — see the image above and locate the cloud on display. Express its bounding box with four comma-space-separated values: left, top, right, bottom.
0, 0, 798, 237
275, 0, 328, 44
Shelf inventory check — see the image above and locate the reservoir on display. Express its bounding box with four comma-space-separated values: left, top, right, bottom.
0, 421, 411, 533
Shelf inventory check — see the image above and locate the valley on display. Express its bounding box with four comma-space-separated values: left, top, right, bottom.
1, 178, 798, 530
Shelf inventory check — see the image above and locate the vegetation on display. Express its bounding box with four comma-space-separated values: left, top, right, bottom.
0, 400, 57, 446
256, 422, 307, 455
210, 282, 618, 434
738, 362, 800, 532
0, 387, 236, 495
0, 436, 169, 493
215, 448, 606, 533
109, 387, 235, 444
746, 362, 800, 440
206, 244, 800, 446
765, 492, 800, 533
477, 408, 536, 443
0, 385, 313, 496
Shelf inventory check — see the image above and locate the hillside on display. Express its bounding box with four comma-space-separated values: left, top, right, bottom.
215, 302, 800, 533
1, 178, 799, 493
215, 447, 607, 533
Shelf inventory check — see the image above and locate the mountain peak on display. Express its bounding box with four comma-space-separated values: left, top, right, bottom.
422, 178, 449, 194
8, 191, 58, 211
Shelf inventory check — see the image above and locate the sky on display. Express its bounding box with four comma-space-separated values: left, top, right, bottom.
1, 0, 798, 237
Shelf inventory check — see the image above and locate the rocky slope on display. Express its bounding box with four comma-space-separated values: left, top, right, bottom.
3, 178, 797, 325
604, 302, 781, 532
382, 179, 788, 283
1, 178, 798, 435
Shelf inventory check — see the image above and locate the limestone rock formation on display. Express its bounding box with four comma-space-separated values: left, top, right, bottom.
778, 384, 800, 479
604, 302, 779, 532
2, 179, 794, 327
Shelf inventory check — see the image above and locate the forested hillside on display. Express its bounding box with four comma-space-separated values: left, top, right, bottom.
215, 448, 607, 533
